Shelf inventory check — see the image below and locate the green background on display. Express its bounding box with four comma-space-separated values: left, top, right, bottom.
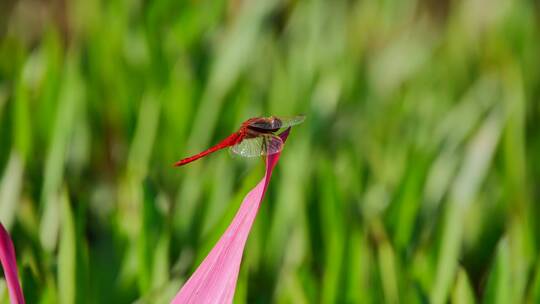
1, 0, 540, 303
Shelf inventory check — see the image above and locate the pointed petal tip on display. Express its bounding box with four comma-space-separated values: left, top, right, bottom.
0, 223, 25, 304
170, 128, 291, 304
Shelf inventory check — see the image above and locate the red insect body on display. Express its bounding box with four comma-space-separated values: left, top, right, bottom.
174, 115, 304, 167
174, 132, 242, 167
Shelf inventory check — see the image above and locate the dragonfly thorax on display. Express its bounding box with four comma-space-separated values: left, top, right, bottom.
245, 125, 278, 138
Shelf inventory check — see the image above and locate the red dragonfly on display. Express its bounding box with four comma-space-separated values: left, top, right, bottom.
174, 115, 305, 167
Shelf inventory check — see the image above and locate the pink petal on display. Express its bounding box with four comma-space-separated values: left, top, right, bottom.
0, 223, 25, 304
172, 128, 291, 304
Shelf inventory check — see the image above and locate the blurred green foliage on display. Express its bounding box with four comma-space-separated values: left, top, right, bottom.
1, 0, 540, 303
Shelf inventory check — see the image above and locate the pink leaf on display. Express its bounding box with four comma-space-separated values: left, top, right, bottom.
172, 128, 291, 304
0, 223, 25, 304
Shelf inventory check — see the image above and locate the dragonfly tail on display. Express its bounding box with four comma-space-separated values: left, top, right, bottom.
174, 132, 241, 167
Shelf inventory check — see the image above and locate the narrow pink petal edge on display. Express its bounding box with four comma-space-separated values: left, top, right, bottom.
0, 223, 25, 304
171, 128, 291, 304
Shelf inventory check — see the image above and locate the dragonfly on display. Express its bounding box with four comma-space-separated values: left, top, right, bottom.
174, 115, 305, 167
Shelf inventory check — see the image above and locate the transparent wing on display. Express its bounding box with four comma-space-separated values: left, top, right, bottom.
249, 115, 305, 130
230, 134, 284, 157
